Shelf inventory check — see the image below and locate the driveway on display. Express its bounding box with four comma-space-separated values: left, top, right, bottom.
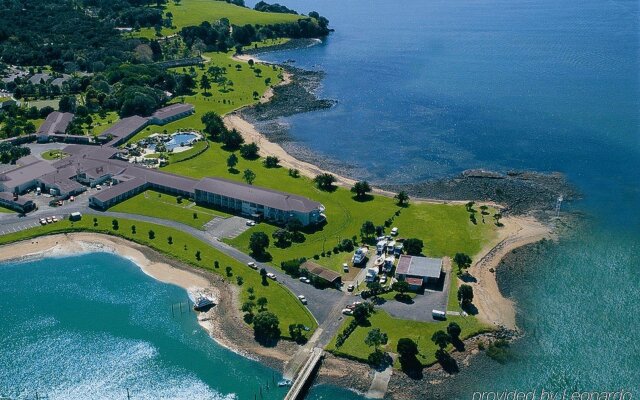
378, 267, 452, 323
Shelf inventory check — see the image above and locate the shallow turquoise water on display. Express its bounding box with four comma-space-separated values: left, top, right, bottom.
0, 253, 289, 399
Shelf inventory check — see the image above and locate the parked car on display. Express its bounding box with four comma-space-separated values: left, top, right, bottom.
95, 184, 102, 190
266, 272, 277, 280
299, 277, 311, 284
39, 218, 47, 225
46, 217, 52, 224
342, 263, 349, 272
247, 262, 257, 269
390, 227, 399, 236
51, 216, 58, 223
341, 308, 353, 316
379, 275, 387, 284
246, 220, 256, 226
298, 295, 307, 304
347, 284, 355, 292
345, 304, 356, 310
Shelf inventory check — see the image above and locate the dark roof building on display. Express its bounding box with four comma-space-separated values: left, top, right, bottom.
148, 103, 195, 125
301, 261, 342, 285
0, 192, 35, 213
99, 116, 149, 146
37, 112, 74, 141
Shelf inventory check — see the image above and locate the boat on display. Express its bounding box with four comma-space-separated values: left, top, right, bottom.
193, 295, 215, 311
278, 379, 292, 387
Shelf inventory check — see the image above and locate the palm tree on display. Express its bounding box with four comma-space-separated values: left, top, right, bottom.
200, 74, 211, 95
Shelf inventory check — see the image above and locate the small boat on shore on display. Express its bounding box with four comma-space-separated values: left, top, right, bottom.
278, 379, 292, 387
193, 295, 215, 311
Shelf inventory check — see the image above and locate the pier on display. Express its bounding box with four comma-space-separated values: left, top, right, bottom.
283, 347, 324, 400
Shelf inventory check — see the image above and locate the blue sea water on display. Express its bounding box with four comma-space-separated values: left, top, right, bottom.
0, 253, 289, 400
250, 0, 639, 398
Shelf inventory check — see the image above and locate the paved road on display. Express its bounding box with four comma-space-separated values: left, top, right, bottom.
1, 207, 349, 326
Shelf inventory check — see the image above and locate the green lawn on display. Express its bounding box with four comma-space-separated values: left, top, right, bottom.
123, 51, 283, 145
131, 0, 301, 38
40, 150, 68, 161
164, 143, 498, 273
0, 206, 14, 213
87, 111, 119, 136
326, 309, 491, 367
109, 189, 229, 229
0, 215, 316, 339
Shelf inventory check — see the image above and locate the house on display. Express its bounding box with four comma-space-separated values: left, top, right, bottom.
194, 177, 325, 226
147, 104, 195, 125
0, 96, 18, 109
28, 73, 51, 85
98, 116, 149, 146
0, 192, 35, 213
396, 255, 443, 290
36, 112, 74, 142
301, 261, 342, 287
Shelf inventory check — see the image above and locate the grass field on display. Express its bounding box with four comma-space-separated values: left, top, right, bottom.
0, 206, 14, 213
131, 0, 301, 38
109, 189, 229, 229
162, 142, 498, 273
0, 215, 316, 338
326, 309, 491, 367
40, 150, 68, 160
121, 51, 283, 145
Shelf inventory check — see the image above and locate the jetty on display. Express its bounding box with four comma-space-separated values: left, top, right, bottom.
283, 346, 324, 400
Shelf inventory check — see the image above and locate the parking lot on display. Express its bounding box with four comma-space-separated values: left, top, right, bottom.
203, 216, 252, 239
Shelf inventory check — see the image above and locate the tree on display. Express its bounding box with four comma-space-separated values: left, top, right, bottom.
58, 95, 76, 113
403, 238, 424, 255
131, 225, 136, 234
392, 280, 410, 295
256, 296, 268, 311
367, 281, 383, 298
431, 330, 450, 350
457, 284, 474, 306
289, 323, 307, 344
111, 219, 119, 230
480, 205, 489, 215
353, 302, 374, 324
148, 230, 155, 239
360, 220, 376, 238
263, 155, 280, 168
239, 142, 259, 159
243, 169, 256, 185
249, 232, 269, 256
252, 90, 259, 99
286, 218, 303, 233
241, 300, 255, 315
254, 68, 262, 77
221, 128, 244, 149
200, 74, 211, 94
350, 181, 371, 199
201, 111, 226, 140
453, 253, 472, 274
465, 201, 475, 212
248, 59, 254, 68
260, 267, 268, 285
313, 173, 337, 191
225, 266, 233, 276
195, 250, 201, 261
253, 311, 280, 344
447, 322, 462, 341
395, 191, 409, 206
272, 229, 291, 248
397, 338, 419, 359
494, 213, 503, 226
167, 235, 173, 244
365, 328, 388, 352
227, 153, 238, 170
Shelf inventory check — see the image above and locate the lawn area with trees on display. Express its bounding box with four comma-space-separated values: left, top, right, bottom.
326, 309, 490, 367
132, 0, 302, 39
0, 215, 316, 339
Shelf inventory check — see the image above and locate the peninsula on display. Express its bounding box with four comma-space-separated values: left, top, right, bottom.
0, 1, 558, 399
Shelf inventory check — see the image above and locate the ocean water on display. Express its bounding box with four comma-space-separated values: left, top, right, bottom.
248, 0, 640, 398
0, 253, 289, 400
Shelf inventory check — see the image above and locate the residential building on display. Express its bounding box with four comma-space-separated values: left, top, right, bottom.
36, 112, 74, 142
147, 103, 195, 125
194, 177, 325, 226
0, 192, 35, 213
396, 255, 443, 290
